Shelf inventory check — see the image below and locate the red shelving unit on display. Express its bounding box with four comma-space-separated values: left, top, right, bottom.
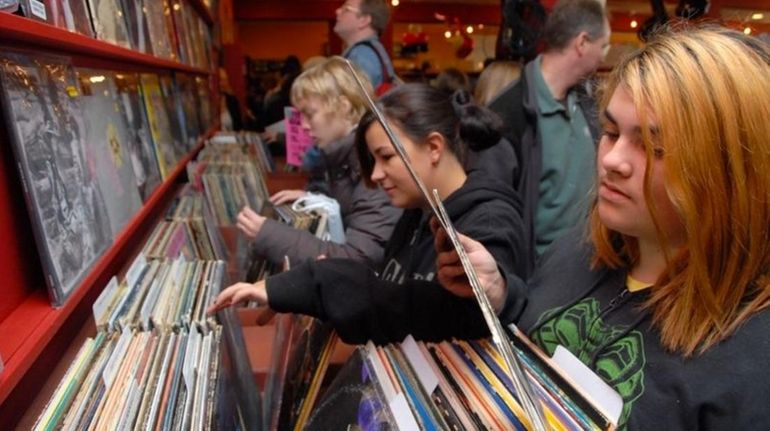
0, 13, 208, 75
0, 2, 219, 427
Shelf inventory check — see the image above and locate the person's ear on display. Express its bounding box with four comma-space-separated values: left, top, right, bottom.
337, 96, 355, 121
426, 132, 447, 165
358, 13, 372, 30
575, 31, 590, 56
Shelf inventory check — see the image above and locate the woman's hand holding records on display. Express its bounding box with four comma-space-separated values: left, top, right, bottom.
236, 206, 266, 240
207, 280, 269, 314
432, 219, 507, 314
270, 189, 306, 206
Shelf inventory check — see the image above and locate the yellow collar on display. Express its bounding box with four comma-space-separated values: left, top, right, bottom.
626, 274, 653, 292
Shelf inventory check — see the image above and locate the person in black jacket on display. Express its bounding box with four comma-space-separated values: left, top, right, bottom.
489, 0, 610, 266
209, 84, 527, 344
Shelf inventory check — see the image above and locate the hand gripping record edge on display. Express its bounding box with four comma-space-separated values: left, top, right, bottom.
343, 59, 549, 431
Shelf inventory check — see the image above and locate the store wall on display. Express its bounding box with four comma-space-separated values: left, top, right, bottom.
239, 21, 330, 62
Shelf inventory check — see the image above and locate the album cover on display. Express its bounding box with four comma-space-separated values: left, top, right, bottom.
174, 73, 202, 147
119, 0, 151, 54
193, 75, 212, 129
142, 0, 174, 60
114, 73, 162, 201
0, 52, 112, 305
158, 74, 188, 155
77, 69, 143, 239
85, 0, 130, 49
139, 73, 178, 178
217, 306, 263, 431
170, 0, 192, 65
20, 0, 53, 24
51, 0, 94, 36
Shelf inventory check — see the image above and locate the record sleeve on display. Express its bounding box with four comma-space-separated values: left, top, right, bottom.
85, 0, 130, 48
51, 0, 94, 37
142, 0, 174, 60
77, 69, 143, 239
119, 0, 151, 53
174, 73, 203, 148
217, 306, 263, 431
0, 52, 112, 305
20, 0, 53, 23
114, 73, 162, 201
139, 73, 178, 178
159, 74, 188, 155
304, 347, 398, 431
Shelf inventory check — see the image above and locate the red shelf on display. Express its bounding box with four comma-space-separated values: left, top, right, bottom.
0, 123, 217, 421
188, 0, 215, 26
0, 13, 209, 75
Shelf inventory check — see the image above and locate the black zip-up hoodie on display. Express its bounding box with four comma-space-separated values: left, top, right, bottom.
266, 170, 527, 344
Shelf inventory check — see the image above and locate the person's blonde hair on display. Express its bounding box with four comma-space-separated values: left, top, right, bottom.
474, 61, 521, 106
290, 56, 374, 123
590, 26, 770, 356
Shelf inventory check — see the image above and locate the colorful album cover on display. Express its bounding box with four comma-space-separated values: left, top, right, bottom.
76, 69, 143, 239
114, 73, 162, 201
139, 73, 178, 178
303, 347, 397, 431
142, 0, 174, 60
119, 0, 151, 54
85, 0, 130, 49
0, 52, 112, 306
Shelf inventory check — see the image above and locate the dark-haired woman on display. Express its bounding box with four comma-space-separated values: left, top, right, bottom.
209, 83, 528, 344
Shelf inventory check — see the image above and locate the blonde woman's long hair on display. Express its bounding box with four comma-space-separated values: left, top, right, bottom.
290, 56, 374, 123
474, 61, 522, 106
590, 26, 770, 356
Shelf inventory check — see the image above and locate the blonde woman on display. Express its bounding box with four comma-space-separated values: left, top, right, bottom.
237, 57, 401, 268
437, 27, 770, 428
473, 61, 521, 106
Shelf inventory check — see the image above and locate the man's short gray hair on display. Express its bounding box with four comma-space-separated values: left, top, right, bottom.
543, 0, 608, 51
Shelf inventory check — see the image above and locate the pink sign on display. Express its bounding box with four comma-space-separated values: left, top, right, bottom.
284, 107, 314, 167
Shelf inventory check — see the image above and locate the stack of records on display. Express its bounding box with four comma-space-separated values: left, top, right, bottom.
92, 256, 226, 332
304, 334, 617, 430
205, 131, 275, 176
32, 327, 223, 431
199, 163, 268, 226
142, 219, 219, 261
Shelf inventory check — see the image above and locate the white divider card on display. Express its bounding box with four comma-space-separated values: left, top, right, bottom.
344, 59, 548, 431
93, 276, 120, 328
103, 327, 133, 386
184, 328, 202, 394
125, 252, 148, 291
552, 346, 623, 425
401, 335, 438, 394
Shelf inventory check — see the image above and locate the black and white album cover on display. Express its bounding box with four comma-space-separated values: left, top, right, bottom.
0, 52, 112, 306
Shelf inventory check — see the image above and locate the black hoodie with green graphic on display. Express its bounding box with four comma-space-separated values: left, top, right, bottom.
513, 231, 770, 430
266, 170, 528, 344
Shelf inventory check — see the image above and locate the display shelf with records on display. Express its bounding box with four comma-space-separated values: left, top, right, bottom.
0, 0, 219, 427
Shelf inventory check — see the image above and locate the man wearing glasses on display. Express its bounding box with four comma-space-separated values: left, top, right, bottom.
335, 0, 395, 90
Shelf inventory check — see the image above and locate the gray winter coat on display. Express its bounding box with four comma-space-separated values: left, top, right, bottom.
253, 132, 401, 268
